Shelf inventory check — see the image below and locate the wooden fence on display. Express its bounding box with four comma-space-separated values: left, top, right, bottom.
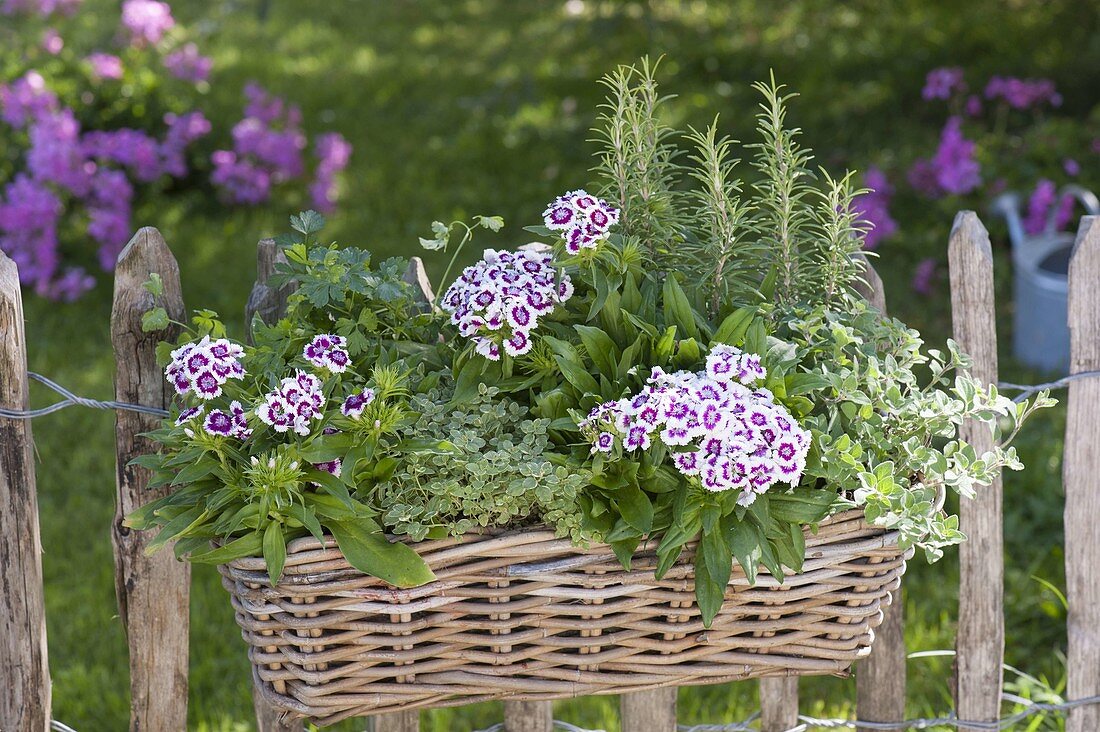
1, 211, 1098, 732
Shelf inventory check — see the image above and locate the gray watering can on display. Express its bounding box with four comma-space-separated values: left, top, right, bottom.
993, 185, 1099, 374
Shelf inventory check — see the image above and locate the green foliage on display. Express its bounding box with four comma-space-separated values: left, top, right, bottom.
747, 76, 818, 305
683, 119, 760, 315
779, 297, 1055, 558
372, 383, 590, 543
592, 57, 687, 263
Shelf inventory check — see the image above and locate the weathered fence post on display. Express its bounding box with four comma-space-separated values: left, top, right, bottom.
759, 677, 798, 731
0, 252, 52, 731
621, 689, 677, 732
853, 256, 907, 732
111, 227, 190, 731
505, 701, 554, 732
245, 238, 294, 342
949, 212, 1004, 729
245, 238, 305, 732
1064, 216, 1100, 732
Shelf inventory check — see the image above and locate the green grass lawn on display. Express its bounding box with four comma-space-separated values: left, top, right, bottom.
21, 1, 1091, 729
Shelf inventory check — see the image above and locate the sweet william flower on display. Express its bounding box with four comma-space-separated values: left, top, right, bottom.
303, 334, 349, 373
175, 406, 204, 425
542, 188, 619, 254
581, 347, 810, 507
203, 401, 251, 439
443, 248, 571, 361
257, 371, 325, 436
165, 336, 246, 400
314, 458, 342, 477
341, 388, 376, 418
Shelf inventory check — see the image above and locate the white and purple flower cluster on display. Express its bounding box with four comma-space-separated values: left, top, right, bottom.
165, 336, 245, 400
256, 371, 325, 436
441, 248, 573, 360
174, 401, 251, 439
541, 189, 620, 254
204, 401, 252, 439
581, 344, 811, 506
303, 333, 349, 373
340, 387, 375, 419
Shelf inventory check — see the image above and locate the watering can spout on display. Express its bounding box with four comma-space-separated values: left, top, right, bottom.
992, 192, 1027, 251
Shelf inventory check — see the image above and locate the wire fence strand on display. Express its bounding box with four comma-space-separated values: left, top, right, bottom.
3, 369, 1100, 423
462, 693, 1100, 732
0, 372, 169, 420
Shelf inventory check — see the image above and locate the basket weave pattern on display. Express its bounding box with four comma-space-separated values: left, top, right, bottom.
218, 509, 908, 726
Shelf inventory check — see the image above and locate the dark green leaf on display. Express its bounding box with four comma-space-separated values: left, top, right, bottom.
263, 521, 287, 584
614, 483, 654, 534
575, 325, 618, 378
328, 520, 436, 588
189, 531, 263, 564
287, 504, 325, 543
555, 355, 600, 396
768, 489, 838, 524
662, 274, 699, 339
711, 306, 757, 346
694, 540, 725, 628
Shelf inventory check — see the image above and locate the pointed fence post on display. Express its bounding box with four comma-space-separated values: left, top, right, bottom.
245, 239, 294, 343
1064, 217, 1100, 732
244, 238, 307, 732
0, 252, 51, 732
853, 255, 907, 732
111, 227, 190, 731
949, 212, 1004, 730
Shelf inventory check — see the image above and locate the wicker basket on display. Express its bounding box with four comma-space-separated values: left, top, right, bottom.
218, 509, 909, 726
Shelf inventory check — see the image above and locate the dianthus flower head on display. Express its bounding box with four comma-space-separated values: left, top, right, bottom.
256, 371, 325, 436
441, 247, 571, 360
203, 400, 251, 439
303, 333, 349, 373
175, 405, 204, 425
340, 387, 375, 419
165, 336, 246, 400
542, 188, 620, 254
580, 350, 810, 507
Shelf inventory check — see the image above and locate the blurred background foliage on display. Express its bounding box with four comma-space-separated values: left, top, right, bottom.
3, 0, 1098, 729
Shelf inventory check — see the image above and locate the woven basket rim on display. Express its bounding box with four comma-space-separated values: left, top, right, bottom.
223, 507, 878, 575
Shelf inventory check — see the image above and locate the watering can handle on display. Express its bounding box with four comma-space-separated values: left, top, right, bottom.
1044, 185, 1100, 235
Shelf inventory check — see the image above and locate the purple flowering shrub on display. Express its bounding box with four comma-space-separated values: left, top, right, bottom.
127, 67, 1050, 626
0, 0, 351, 300
851, 65, 1097, 295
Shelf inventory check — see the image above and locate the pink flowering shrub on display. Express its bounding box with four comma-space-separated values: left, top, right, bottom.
0, 0, 352, 300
